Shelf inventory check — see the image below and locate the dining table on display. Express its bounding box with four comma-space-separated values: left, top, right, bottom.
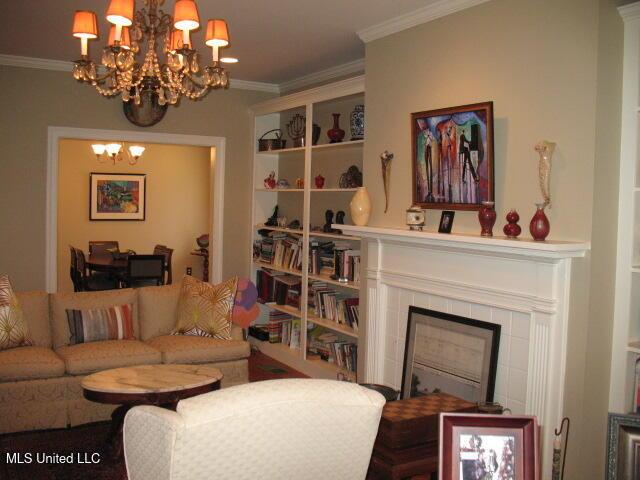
86, 254, 128, 275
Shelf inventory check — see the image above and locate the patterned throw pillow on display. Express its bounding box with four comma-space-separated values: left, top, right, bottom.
0, 275, 32, 350
173, 276, 238, 340
66, 304, 135, 345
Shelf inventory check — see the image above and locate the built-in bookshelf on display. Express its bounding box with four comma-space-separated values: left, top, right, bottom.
249, 76, 364, 382
610, 3, 640, 414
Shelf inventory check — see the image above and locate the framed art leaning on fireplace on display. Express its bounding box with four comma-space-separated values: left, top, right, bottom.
400, 306, 500, 402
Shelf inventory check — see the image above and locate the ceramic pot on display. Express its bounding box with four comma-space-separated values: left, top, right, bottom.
350, 104, 365, 141
478, 201, 497, 237
529, 203, 550, 241
350, 187, 371, 226
327, 113, 345, 143
315, 174, 325, 189
503, 209, 522, 239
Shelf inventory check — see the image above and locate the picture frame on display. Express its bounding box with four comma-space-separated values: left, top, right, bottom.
607, 413, 640, 480
90, 173, 146, 221
440, 413, 539, 480
439, 211, 455, 233
411, 102, 494, 211
400, 306, 500, 403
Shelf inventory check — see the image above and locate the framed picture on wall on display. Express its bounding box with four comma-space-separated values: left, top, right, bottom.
411, 102, 494, 211
440, 413, 539, 480
90, 173, 146, 221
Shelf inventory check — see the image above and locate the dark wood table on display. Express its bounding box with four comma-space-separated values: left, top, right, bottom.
82, 364, 223, 458
86, 254, 128, 274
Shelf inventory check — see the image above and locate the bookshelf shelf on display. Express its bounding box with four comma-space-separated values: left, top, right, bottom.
250, 76, 364, 382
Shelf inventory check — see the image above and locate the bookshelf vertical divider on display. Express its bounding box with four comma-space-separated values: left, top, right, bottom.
250, 76, 365, 381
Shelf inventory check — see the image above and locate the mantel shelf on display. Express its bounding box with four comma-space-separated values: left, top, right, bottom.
334, 224, 590, 260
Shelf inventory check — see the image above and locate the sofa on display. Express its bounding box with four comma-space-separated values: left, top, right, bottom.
124, 379, 386, 480
0, 283, 250, 434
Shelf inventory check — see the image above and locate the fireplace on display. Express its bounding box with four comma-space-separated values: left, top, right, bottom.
335, 224, 589, 474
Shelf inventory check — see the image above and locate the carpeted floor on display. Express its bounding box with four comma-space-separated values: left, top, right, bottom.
0, 350, 306, 480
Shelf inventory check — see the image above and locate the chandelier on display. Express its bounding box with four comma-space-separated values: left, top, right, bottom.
71, 0, 235, 106
91, 143, 145, 165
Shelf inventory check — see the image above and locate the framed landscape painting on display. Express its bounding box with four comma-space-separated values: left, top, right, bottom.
411, 102, 494, 211
90, 173, 146, 221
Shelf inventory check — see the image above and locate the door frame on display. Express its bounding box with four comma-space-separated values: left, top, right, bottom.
46, 126, 225, 292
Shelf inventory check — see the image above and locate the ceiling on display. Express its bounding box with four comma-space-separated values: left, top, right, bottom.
0, 0, 436, 84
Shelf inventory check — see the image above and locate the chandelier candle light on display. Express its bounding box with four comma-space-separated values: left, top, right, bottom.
71, 0, 235, 105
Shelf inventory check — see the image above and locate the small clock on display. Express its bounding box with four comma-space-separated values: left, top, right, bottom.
406, 206, 425, 231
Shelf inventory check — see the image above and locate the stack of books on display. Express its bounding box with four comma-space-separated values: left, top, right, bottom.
333, 248, 361, 283
255, 231, 302, 271
256, 268, 286, 303
267, 310, 293, 343
309, 281, 359, 331
307, 327, 357, 373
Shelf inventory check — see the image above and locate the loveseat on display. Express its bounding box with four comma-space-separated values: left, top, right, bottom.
0, 283, 250, 434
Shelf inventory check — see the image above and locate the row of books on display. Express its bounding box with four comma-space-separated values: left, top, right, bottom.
309, 239, 337, 276
266, 310, 301, 349
307, 328, 357, 373
256, 268, 301, 306
254, 232, 302, 271
309, 281, 359, 330
334, 248, 360, 283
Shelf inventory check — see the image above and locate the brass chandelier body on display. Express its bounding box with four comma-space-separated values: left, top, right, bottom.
72, 0, 229, 106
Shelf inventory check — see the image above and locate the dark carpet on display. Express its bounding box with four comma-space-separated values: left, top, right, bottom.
0, 350, 306, 479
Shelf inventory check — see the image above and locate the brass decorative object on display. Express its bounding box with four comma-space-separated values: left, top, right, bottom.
380, 150, 394, 213
287, 114, 306, 148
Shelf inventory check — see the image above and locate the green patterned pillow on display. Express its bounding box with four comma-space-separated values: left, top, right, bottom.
0, 275, 32, 350
173, 276, 238, 340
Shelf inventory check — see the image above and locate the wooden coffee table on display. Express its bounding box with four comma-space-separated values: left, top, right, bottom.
82, 364, 223, 457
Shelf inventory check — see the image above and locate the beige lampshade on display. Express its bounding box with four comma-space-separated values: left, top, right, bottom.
173, 0, 200, 31
106, 0, 134, 27
72, 11, 98, 39
108, 25, 131, 49
205, 19, 229, 47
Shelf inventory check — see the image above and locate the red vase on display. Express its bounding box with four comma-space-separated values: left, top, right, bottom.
327, 113, 345, 143
529, 203, 550, 241
478, 201, 497, 237
503, 209, 522, 239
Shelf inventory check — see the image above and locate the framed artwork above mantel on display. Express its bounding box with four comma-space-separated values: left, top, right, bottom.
411, 101, 495, 211
90, 173, 146, 221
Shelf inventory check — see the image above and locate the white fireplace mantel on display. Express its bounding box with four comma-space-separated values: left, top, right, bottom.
335, 224, 589, 476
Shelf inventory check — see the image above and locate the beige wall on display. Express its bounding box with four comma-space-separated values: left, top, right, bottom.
362, 0, 622, 477
0, 65, 274, 291
57, 140, 211, 292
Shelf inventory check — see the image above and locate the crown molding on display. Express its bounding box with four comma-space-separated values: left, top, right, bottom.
279, 58, 365, 93
0, 54, 280, 93
619, 2, 640, 22
357, 0, 493, 43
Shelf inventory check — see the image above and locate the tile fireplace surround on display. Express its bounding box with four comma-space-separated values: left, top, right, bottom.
336, 224, 589, 473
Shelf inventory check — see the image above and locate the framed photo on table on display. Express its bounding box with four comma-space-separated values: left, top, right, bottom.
90, 173, 146, 221
607, 413, 640, 480
411, 102, 494, 211
440, 413, 539, 480
439, 211, 455, 233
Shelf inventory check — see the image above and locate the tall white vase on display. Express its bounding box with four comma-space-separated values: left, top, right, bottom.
350, 187, 371, 226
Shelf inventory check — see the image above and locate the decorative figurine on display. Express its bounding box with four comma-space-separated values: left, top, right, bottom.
276, 179, 290, 189
264, 171, 276, 189
315, 174, 325, 189
350, 104, 365, 141
503, 209, 522, 239
295, 178, 304, 189
327, 113, 345, 143
406, 206, 425, 231
277, 217, 288, 228
323, 209, 335, 233
380, 150, 394, 213
287, 219, 301, 230
536, 140, 556, 208
339, 165, 363, 188
335, 210, 345, 234
265, 205, 279, 226
287, 114, 306, 148
478, 201, 497, 236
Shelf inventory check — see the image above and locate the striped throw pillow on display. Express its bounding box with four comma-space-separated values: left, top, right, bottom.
66, 304, 134, 345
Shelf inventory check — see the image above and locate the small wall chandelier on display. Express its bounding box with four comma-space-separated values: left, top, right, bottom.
92, 143, 145, 165
71, 0, 235, 106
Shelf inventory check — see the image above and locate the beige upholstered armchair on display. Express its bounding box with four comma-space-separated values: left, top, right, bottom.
124, 378, 385, 480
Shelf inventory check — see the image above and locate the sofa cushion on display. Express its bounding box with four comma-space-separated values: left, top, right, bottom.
0, 275, 32, 350
138, 282, 181, 340
174, 276, 238, 340
0, 346, 65, 381
146, 335, 249, 364
56, 340, 161, 375
66, 303, 135, 345
15, 291, 52, 348
51, 289, 139, 349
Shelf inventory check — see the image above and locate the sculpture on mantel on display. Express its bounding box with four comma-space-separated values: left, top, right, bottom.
380, 150, 394, 213
530, 141, 556, 241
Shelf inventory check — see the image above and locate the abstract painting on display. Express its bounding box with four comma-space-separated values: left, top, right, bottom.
411, 102, 494, 210
90, 173, 146, 220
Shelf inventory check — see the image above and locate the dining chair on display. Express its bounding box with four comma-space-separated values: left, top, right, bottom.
75, 249, 118, 291
153, 244, 174, 285
124, 255, 165, 288
69, 246, 81, 292
88, 241, 120, 257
